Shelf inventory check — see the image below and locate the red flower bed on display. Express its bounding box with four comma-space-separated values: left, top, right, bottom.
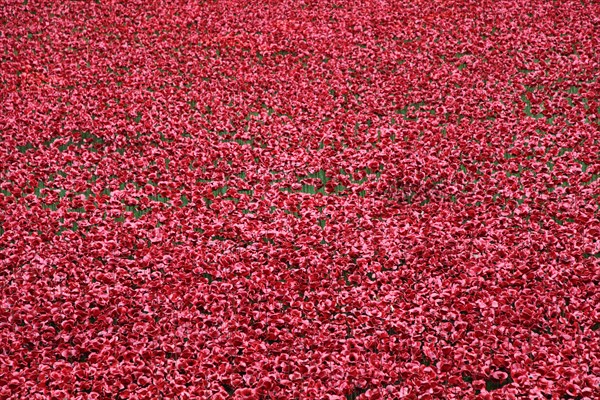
1, 0, 599, 398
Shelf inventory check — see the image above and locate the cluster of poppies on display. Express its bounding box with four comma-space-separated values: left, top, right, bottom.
1, 0, 599, 398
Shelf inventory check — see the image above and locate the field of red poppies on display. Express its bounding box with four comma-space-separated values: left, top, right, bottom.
1, 0, 599, 398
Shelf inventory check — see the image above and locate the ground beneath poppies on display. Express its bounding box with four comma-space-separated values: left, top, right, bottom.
1, 0, 599, 399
